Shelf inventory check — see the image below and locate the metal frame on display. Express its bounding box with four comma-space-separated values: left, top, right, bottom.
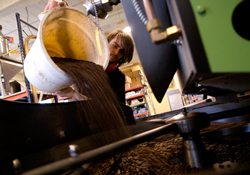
15, 13, 38, 103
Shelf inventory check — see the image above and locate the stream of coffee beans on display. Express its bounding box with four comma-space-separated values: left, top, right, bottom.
52, 57, 130, 148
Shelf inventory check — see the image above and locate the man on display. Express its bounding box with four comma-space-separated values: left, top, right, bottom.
105, 30, 134, 103
47, 0, 135, 103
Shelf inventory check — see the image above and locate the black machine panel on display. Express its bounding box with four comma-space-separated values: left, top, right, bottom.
0, 99, 134, 166
0, 100, 83, 162
121, 0, 179, 103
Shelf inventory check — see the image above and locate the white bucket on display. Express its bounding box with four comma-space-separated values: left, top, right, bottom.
24, 6, 109, 93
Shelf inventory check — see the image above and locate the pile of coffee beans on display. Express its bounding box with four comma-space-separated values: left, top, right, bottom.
88, 122, 250, 174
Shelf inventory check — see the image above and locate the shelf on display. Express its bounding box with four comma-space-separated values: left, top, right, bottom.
126, 93, 144, 100
130, 103, 146, 108
134, 111, 149, 117
2, 88, 28, 101
125, 85, 143, 92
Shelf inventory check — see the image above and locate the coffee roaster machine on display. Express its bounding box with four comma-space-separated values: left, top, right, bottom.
1, 0, 250, 174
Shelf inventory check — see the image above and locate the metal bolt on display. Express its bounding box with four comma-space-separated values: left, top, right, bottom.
182, 107, 187, 114
197, 5, 206, 14
13, 159, 22, 174
171, 39, 182, 45
69, 144, 79, 157
199, 88, 208, 93
195, 83, 201, 87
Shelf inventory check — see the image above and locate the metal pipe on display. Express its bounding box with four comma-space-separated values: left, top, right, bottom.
54, 95, 58, 103
143, 0, 156, 20
141, 0, 181, 44
15, 13, 32, 103
20, 19, 38, 31
1, 47, 19, 57
0, 62, 6, 97
38, 91, 44, 103
22, 123, 177, 175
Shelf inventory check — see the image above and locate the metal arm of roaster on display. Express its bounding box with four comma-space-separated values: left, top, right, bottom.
24, 35, 38, 103
142, 0, 181, 44
147, 97, 250, 168
163, 110, 212, 169
21, 123, 177, 175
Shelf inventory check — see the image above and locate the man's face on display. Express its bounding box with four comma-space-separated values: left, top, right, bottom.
108, 36, 125, 63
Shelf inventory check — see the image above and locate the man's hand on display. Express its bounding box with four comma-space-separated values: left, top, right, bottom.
44, 0, 68, 11
52, 87, 75, 98
52, 87, 89, 100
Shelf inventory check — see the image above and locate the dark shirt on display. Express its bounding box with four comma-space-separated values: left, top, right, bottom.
106, 67, 125, 104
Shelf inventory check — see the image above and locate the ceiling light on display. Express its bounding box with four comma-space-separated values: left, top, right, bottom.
123, 26, 131, 34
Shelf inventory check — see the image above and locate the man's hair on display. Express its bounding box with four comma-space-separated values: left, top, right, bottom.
107, 30, 134, 65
